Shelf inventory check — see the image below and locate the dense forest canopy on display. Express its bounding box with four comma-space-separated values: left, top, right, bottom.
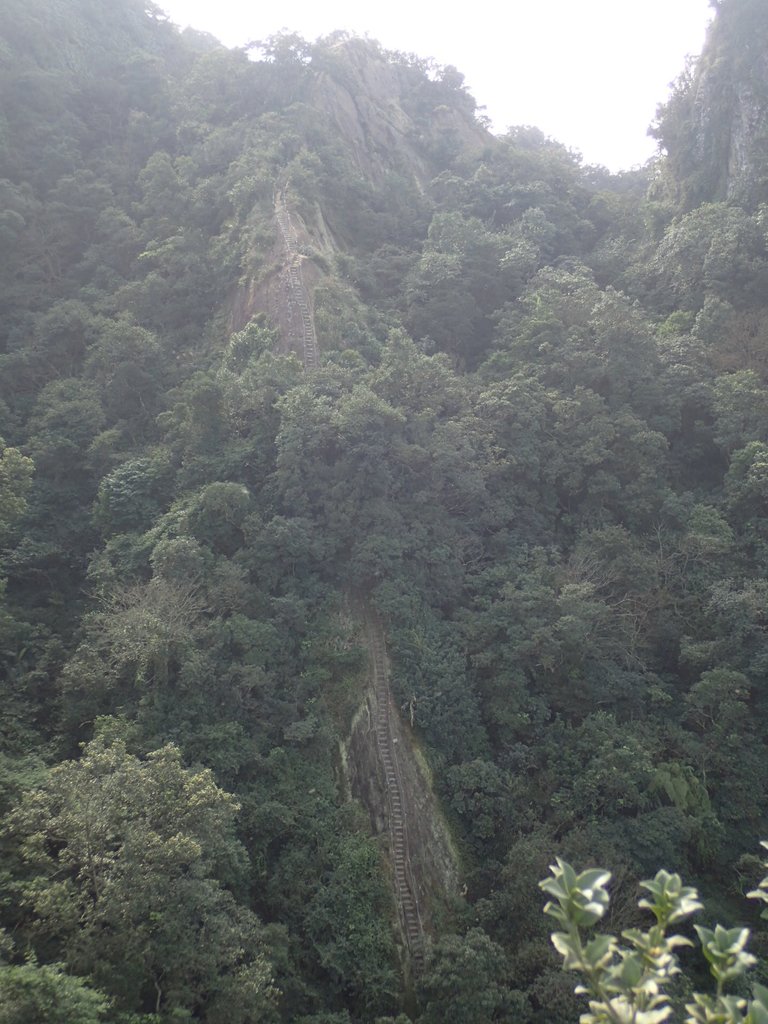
1, 0, 768, 1020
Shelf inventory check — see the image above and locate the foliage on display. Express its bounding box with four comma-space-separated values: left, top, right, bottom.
0, 440, 33, 539
0, 957, 110, 1024
541, 845, 768, 1024
4, 734, 277, 1021
1, 0, 768, 1020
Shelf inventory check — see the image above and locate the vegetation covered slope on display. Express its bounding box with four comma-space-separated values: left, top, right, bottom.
1, 0, 768, 1021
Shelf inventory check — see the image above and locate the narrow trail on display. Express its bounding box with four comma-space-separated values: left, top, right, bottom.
274, 190, 319, 370
367, 606, 425, 968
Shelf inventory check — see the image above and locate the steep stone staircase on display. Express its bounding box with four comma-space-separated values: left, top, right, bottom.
274, 190, 319, 370
274, 188, 423, 969
367, 608, 424, 968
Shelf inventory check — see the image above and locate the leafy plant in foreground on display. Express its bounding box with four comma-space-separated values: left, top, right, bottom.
540, 843, 768, 1024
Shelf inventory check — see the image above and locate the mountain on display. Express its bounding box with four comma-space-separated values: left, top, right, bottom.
1, 1, 768, 1022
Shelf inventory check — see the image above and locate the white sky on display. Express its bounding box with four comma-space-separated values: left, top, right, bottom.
157, 0, 714, 171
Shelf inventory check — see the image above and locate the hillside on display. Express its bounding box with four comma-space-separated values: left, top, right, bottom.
1, 1, 768, 1021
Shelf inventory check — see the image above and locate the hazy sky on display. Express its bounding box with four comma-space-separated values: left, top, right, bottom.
157, 0, 714, 171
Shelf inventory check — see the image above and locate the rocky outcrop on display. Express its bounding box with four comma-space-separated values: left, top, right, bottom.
341, 604, 461, 974
230, 36, 496, 341
309, 37, 492, 187
658, 0, 768, 208
229, 187, 332, 349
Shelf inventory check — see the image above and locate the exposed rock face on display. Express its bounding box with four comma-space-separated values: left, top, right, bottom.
727, 79, 768, 201
341, 608, 461, 971
309, 38, 492, 187
659, 0, 768, 208
231, 36, 495, 343
230, 190, 332, 348
686, 52, 768, 206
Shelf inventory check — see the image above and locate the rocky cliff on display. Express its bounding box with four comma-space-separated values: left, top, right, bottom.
308, 37, 492, 187
655, 0, 768, 208
342, 606, 461, 975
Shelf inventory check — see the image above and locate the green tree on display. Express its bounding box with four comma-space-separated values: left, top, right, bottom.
418, 928, 526, 1024
0, 440, 33, 539
540, 846, 768, 1024
0, 958, 109, 1024
305, 834, 398, 1015
5, 733, 277, 1022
